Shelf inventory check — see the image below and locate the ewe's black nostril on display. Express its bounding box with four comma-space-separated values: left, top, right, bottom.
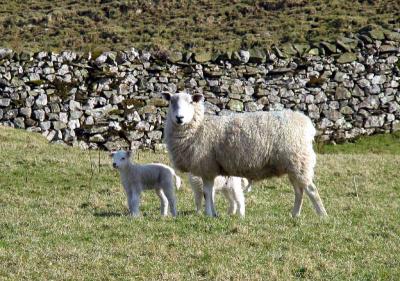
176, 116, 184, 124
113, 163, 117, 168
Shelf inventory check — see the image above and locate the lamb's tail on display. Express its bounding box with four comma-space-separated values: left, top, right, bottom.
175, 174, 182, 190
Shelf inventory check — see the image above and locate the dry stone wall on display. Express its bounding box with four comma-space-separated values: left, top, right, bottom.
0, 28, 399, 150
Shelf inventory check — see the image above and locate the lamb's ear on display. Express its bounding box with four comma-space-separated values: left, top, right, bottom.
192, 94, 204, 103
161, 92, 171, 101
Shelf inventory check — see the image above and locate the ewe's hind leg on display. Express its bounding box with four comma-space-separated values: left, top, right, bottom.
162, 182, 177, 217
156, 189, 169, 216
289, 174, 327, 217
288, 176, 305, 218
305, 183, 327, 217
203, 179, 217, 217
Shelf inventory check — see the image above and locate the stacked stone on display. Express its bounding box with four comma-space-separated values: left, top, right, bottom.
0, 26, 399, 150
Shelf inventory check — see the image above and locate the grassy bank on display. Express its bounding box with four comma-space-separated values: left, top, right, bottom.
0, 126, 399, 280
1, 0, 399, 52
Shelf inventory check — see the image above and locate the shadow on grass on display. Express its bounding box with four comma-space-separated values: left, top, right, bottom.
93, 211, 125, 217
94, 209, 199, 218
179, 210, 198, 216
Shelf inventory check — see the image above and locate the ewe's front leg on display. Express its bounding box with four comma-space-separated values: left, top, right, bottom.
203, 179, 217, 217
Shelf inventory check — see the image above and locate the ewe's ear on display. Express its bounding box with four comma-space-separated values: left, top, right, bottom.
109, 151, 116, 157
126, 150, 132, 158
161, 92, 171, 101
192, 94, 204, 103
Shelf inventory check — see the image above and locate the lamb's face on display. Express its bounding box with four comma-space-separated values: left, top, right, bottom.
111, 150, 131, 169
162, 92, 204, 125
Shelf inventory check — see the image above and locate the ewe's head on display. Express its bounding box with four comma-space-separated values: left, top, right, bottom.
110, 150, 131, 169
162, 92, 204, 126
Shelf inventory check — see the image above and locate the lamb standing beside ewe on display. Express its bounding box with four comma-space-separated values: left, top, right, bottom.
162, 91, 327, 218
111, 150, 181, 217
189, 174, 251, 217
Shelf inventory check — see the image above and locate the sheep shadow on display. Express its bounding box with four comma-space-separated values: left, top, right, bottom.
93, 209, 198, 218
93, 210, 125, 217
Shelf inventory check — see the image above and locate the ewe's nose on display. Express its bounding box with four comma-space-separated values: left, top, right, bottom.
112, 163, 117, 168
176, 116, 184, 124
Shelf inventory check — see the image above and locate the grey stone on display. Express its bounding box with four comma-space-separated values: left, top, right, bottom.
70, 111, 83, 120
14, 117, 25, 128
147, 130, 162, 140
68, 120, 80, 130
371, 75, 386, 85
20, 107, 32, 118
323, 109, 342, 121
340, 106, 354, 115
36, 94, 48, 107
125, 130, 144, 141
34, 110, 46, 121
334, 72, 348, 82
135, 121, 151, 132
244, 85, 254, 96
315, 92, 327, 103
359, 96, 380, 109
365, 115, 385, 128
337, 52, 357, 64
0, 98, 11, 107
40, 121, 51, 131
227, 99, 244, 111
388, 102, 400, 113
53, 121, 67, 130
244, 102, 258, 112
335, 87, 351, 100
357, 78, 370, 88
89, 134, 105, 143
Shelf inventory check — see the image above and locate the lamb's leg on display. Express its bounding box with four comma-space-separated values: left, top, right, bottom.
305, 182, 328, 217
156, 189, 169, 216
162, 184, 177, 217
130, 191, 140, 217
222, 190, 237, 215
203, 179, 217, 217
193, 188, 203, 214
231, 185, 245, 217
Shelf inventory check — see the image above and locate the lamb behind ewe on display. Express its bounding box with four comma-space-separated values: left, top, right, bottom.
162, 91, 327, 218
111, 150, 181, 217
189, 174, 251, 217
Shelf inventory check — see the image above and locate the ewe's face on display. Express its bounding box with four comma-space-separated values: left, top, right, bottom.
162, 92, 204, 125
111, 151, 131, 169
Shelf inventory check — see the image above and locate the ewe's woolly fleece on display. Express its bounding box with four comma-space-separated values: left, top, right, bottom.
164, 95, 316, 182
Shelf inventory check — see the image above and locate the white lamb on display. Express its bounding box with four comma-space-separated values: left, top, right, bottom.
162, 91, 327, 218
189, 174, 251, 217
111, 150, 181, 217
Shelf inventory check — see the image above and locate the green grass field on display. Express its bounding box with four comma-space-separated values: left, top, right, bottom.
0, 126, 399, 280
1, 0, 399, 52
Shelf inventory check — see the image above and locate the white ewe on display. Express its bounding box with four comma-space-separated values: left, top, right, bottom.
111, 150, 181, 217
189, 174, 251, 217
162, 91, 327, 217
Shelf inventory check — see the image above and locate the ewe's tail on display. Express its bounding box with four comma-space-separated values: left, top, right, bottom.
175, 174, 182, 190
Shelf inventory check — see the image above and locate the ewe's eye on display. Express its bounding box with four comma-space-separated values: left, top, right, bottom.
121, 157, 125, 160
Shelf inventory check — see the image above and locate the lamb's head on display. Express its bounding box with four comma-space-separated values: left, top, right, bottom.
110, 150, 131, 169
162, 92, 204, 126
